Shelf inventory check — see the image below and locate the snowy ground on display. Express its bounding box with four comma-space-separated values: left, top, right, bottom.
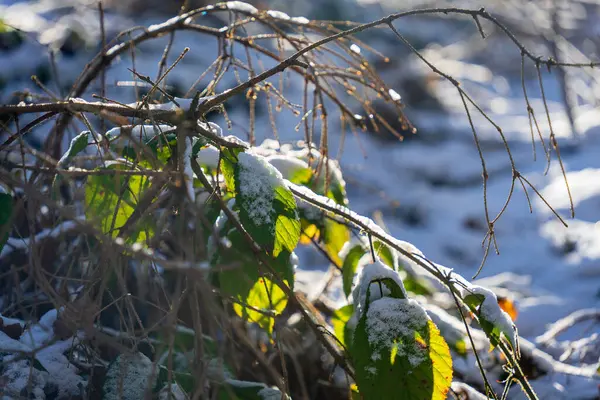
1, 0, 600, 397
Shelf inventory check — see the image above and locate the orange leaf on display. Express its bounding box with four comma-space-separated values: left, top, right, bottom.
497, 296, 518, 321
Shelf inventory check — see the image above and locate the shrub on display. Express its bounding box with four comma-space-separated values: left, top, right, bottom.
1, 2, 598, 399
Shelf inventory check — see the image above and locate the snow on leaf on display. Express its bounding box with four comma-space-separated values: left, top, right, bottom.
237, 152, 283, 227
366, 297, 429, 366
196, 145, 220, 169
266, 155, 311, 184
464, 285, 519, 354
235, 152, 300, 256
58, 130, 89, 167
352, 304, 452, 400
351, 259, 407, 315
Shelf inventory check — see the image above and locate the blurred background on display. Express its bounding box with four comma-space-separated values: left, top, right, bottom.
1, 0, 599, 348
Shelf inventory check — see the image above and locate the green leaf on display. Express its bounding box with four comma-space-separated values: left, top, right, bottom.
372, 277, 407, 300
342, 245, 367, 297
58, 131, 89, 166
234, 153, 300, 257
322, 218, 350, 266
403, 276, 434, 296
374, 241, 396, 270
289, 167, 313, 185
215, 230, 293, 336
52, 131, 90, 197
219, 147, 242, 192
272, 186, 301, 257
0, 193, 13, 253
84, 166, 153, 243
232, 277, 288, 336
352, 300, 453, 400
332, 304, 354, 348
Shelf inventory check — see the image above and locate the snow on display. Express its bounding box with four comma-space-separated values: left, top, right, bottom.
350, 44, 361, 54
198, 121, 223, 137
267, 10, 290, 20
0, 309, 85, 398
225, 1, 257, 14
196, 145, 220, 169
237, 152, 285, 226
1, 220, 80, 258
266, 155, 310, 179
365, 297, 429, 366
388, 88, 402, 102
351, 259, 407, 313
539, 168, 600, 219
451, 382, 491, 400
291, 16, 310, 25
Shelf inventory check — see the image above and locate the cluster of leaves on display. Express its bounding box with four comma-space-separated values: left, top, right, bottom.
25, 116, 521, 400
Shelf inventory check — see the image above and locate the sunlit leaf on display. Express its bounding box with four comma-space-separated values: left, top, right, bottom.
352, 302, 452, 400
232, 152, 300, 257
232, 277, 288, 335
332, 304, 354, 348
342, 245, 366, 297
84, 166, 154, 244
322, 218, 350, 266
